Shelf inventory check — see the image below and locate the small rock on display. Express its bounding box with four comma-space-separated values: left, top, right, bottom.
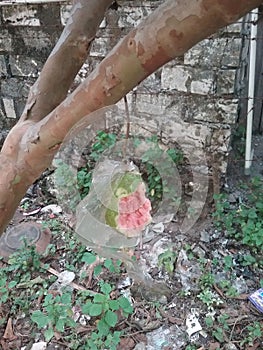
57, 271, 75, 285
117, 276, 131, 289
133, 343, 146, 350
49, 270, 75, 291
200, 230, 210, 243
192, 245, 206, 258
152, 222, 165, 233
228, 193, 236, 203
232, 276, 248, 294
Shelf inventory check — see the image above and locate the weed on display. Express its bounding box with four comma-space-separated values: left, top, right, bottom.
158, 249, 177, 275
81, 281, 133, 349
197, 289, 223, 310
240, 322, 263, 346
212, 327, 225, 343
199, 272, 215, 289
213, 177, 263, 252
31, 292, 76, 342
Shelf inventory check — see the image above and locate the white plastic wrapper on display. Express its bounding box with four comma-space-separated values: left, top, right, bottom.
75, 159, 151, 249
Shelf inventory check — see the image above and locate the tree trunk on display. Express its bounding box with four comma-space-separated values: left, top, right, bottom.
0, 0, 261, 234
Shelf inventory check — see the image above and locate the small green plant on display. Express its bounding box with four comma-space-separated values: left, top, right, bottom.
158, 249, 177, 275
199, 272, 215, 289
240, 322, 262, 346
213, 177, 263, 252
212, 327, 225, 343
223, 255, 233, 271
218, 280, 238, 297
81, 281, 133, 349
197, 289, 223, 309
77, 131, 117, 198
31, 292, 76, 342
53, 159, 81, 210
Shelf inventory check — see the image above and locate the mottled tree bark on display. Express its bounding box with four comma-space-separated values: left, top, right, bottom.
0, 0, 261, 234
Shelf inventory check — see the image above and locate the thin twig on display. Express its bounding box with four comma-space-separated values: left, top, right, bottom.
122, 95, 130, 161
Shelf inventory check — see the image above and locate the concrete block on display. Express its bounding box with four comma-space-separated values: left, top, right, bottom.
2, 6, 40, 26
0, 55, 7, 77
184, 38, 241, 68
1, 77, 30, 99
191, 77, 214, 95
161, 66, 191, 92
9, 55, 41, 77
3, 98, 16, 119
217, 69, 236, 95
0, 30, 12, 53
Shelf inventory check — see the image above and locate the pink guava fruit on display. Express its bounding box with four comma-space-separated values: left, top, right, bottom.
105, 179, 152, 238
117, 183, 152, 237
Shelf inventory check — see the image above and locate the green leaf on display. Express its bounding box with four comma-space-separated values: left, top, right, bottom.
56, 318, 65, 332
100, 282, 112, 295
97, 319, 110, 336
89, 303, 103, 316
109, 300, 120, 311
81, 252, 97, 264
44, 328, 54, 342
105, 310, 118, 327
31, 310, 50, 328
94, 265, 102, 276
8, 280, 17, 288
118, 296, 133, 314
61, 292, 72, 304
93, 294, 106, 303
81, 301, 92, 314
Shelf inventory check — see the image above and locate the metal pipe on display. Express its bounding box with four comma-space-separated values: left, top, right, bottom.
245, 8, 258, 175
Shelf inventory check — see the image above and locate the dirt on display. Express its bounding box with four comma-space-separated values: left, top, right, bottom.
0, 136, 263, 350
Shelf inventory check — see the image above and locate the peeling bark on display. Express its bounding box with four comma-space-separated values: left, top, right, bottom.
0, 0, 261, 234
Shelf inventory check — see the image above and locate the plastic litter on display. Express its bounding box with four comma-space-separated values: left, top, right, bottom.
248, 288, 263, 313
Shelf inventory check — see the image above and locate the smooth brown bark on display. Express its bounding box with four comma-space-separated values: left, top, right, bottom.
0, 0, 262, 234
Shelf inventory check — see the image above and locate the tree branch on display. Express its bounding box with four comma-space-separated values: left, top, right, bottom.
22, 0, 113, 122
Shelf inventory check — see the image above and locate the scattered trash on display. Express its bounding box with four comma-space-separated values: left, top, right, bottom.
21, 342, 47, 350
117, 276, 132, 289
0, 222, 51, 259
248, 288, 263, 313
23, 208, 41, 216
41, 204, 62, 215
185, 310, 202, 337
176, 249, 202, 291
49, 270, 75, 291
146, 325, 186, 349
151, 222, 165, 233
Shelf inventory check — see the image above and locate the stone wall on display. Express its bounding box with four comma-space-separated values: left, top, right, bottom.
0, 1, 246, 175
